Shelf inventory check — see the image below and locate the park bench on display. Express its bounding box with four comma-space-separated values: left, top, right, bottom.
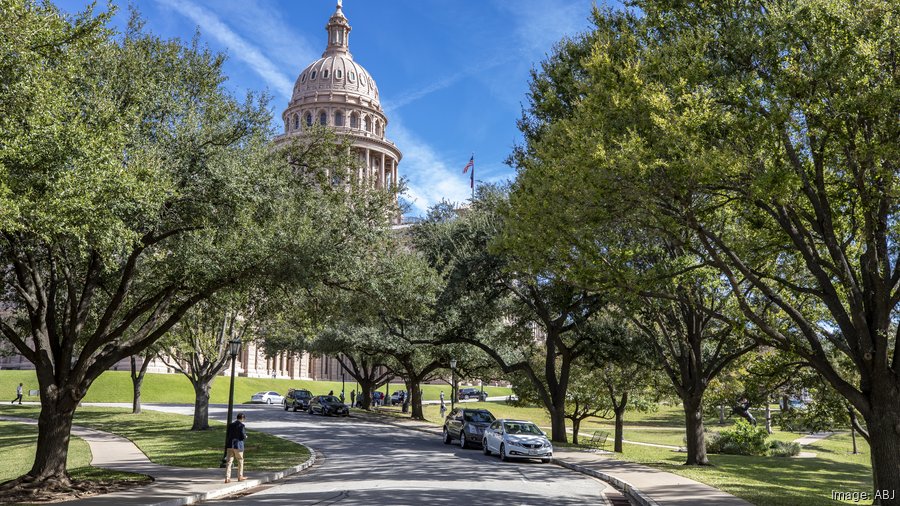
588, 430, 609, 450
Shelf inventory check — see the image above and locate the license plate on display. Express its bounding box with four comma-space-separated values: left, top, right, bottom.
528, 449, 539, 455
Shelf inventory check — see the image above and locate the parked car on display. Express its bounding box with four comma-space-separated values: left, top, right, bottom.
309, 395, 350, 416
283, 388, 313, 412
390, 390, 407, 405
442, 408, 495, 449
458, 387, 487, 401
482, 419, 553, 463
251, 391, 284, 405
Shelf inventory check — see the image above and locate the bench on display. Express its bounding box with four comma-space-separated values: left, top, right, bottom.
588, 430, 609, 450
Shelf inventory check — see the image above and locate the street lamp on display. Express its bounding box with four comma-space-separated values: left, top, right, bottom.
450, 358, 457, 411
220, 336, 242, 467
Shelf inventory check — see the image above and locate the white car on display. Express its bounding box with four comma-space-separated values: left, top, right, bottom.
482, 419, 553, 463
251, 391, 284, 405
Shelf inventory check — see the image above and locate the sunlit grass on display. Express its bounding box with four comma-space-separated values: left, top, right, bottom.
0, 405, 309, 471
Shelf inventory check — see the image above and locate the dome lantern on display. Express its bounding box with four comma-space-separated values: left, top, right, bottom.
324, 0, 351, 57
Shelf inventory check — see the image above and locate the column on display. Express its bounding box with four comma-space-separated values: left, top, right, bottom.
380, 152, 386, 189
392, 158, 397, 190
365, 148, 371, 186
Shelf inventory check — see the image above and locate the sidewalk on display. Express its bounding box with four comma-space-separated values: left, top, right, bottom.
357, 408, 751, 506
0, 415, 315, 506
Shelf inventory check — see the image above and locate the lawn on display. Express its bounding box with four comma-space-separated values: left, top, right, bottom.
0, 370, 510, 405
0, 404, 309, 472
0, 420, 150, 486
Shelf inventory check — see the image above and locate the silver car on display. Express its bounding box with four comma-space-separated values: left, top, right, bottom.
482, 419, 553, 463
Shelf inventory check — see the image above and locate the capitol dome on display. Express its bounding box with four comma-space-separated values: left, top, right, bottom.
280, 1, 400, 199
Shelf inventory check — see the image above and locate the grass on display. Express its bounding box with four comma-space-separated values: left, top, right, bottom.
0, 404, 309, 472
0, 420, 150, 486
0, 370, 511, 405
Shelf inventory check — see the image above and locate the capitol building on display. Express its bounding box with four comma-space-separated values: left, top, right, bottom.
1, 1, 399, 383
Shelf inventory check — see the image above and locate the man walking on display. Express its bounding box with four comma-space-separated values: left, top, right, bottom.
11, 383, 23, 404
224, 413, 247, 483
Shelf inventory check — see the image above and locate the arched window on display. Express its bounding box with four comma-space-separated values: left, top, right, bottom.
293, 114, 300, 130
319, 112, 327, 125
348, 72, 356, 82
300, 74, 306, 83
363, 116, 371, 132
335, 111, 344, 127
323, 69, 329, 79
311, 71, 317, 80
336, 70, 342, 79
376, 121, 383, 136
306, 113, 313, 127
350, 112, 359, 128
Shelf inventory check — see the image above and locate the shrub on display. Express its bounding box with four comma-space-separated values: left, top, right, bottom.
768, 440, 801, 457
707, 419, 769, 456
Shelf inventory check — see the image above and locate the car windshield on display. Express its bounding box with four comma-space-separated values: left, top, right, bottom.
504, 422, 543, 435
294, 391, 310, 399
321, 396, 341, 403
464, 411, 495, 423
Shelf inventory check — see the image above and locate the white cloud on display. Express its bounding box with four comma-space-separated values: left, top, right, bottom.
389, 119, 474, 216
156, 0, 296, 99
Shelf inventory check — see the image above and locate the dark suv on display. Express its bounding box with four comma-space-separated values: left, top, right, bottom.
443, 408, 495, 449
459, 387, 487, 401
283, 388, 313, 412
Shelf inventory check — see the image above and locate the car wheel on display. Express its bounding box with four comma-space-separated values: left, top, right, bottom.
283, 403, 288, 411
499, 443, 509, 461
293, 405, 298, 412
541, 458, 551, 464
308, 407, 314, 415
267, 398, 272, 405
483, 439, 491, 456
443, 427, 451, 445
459, 431, 468, 449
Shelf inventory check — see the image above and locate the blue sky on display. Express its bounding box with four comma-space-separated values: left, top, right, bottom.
62, 0, 603, 216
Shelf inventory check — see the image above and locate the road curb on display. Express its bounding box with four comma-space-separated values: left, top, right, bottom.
152, 446, 318, 506
553, 458, 660, 506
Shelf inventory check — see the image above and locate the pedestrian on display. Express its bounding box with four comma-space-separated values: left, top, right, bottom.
11, 383, 23, 404
339, 391, 345, 403
224, 413, 248, 484
328, 390, 334, 396
350, 390, 356, 407
439, 399, 447, 419
439, 390, 444, 403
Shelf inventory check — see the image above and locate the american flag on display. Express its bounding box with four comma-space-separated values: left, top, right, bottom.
462, 156, 474, 174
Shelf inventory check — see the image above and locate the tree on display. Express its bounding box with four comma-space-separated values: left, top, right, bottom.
503, 1, 900, 495
0, 3, 392, 493
156, 298, 252, 430
129, 348, 157, 414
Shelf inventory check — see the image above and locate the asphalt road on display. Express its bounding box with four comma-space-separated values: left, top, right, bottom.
145, 403, 609, 505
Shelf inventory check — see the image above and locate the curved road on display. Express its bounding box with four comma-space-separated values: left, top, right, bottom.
145, 403, 609, 505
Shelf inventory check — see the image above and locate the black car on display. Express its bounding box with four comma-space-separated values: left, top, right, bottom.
443, 408, 495, 449
283, 388, 313, 412
459, 387, 487, 401
309, 395, 350, 416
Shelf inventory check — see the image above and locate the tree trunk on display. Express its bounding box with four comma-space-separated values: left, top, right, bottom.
358, 380, 375, 410
191, 381, 211, 431
571, 418, 580, 445
614, 404, 626, 453
862, 383, 900, 506
718, 404, 725, 425
683, 395, 709, 465
130, 355, 150, 415
549, 402, 568, 443
409, 381, 424, 420
29, 398, 77, 484
764, 402, 772, 434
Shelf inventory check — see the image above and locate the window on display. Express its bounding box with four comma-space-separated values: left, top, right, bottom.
348, 72, 356, 82
334, 111, 344, 126
319, 112, 327, 125
336, 70, 342, 79
311, 71, 317, 79
350, 112, 358, 128
363, 116, 371, 132
293, 114, 299, 130
300, 74, 306, 83
306, 113, 313, 127
323, 69, 329, 78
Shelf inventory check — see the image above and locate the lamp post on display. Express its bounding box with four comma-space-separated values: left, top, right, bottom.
219, 336, 242, 467
450, 358, 457, 411
341, 372, 345, 402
